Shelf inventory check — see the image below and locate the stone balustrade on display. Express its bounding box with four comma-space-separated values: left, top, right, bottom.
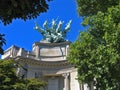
1, 45, 36, 59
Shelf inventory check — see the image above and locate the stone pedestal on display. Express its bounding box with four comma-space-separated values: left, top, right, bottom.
32, 41, 71, 61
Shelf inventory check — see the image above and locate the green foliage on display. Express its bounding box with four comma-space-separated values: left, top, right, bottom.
0, 0, 52, 25
12, 83, 26, 90
0, 34, 6, 55
27, 78, 47, 90
77, 0, 119, 17
68, 1, 120, 90
0, 60, 47, 90
0, 60, 18, 90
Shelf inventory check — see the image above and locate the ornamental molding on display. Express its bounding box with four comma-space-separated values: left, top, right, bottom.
14, 56, 73, 68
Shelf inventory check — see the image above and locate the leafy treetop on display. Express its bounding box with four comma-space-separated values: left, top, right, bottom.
68, 1, 120, 90
0, 0, 52, 25
77, 0, 120, 17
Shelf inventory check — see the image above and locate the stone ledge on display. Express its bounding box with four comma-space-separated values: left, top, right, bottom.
33, 41, 71, 47
15, 56, 72, 67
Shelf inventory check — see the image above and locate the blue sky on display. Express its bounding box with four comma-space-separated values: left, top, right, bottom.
0, 0, 84, 52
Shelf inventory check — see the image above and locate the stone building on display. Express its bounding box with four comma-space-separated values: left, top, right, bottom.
2, 40, 90, 90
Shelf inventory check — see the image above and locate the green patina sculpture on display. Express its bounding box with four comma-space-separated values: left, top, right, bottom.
34, 19, 72, 43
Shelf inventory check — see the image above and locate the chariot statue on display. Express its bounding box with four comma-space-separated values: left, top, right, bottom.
34, 19, 72, 43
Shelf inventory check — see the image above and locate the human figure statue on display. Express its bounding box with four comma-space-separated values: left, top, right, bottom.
34, 19, 72, 43
62, 20, 72, 38
56, 20, 64, 33
34, 22, 45, 36
51, 19, 57, 30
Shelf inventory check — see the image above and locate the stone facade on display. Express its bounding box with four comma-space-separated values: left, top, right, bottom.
2, 41, 89, 90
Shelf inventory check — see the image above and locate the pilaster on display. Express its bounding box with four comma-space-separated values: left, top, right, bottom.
62, 73, 70, 90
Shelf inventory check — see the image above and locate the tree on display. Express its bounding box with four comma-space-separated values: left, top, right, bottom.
0, 60, 18, 90
0, 60, 47, 90
76, 0, 119, 17
27, 78, 47, 90
0, 0, 52, 25
0, 0, 52, 55
0, 34, 6, 55
68, 1, 120, 90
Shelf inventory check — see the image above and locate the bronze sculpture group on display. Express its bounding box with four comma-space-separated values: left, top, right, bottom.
34, 19, 72, 43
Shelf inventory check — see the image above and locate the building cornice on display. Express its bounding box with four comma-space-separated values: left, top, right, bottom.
14, 56, 73, 68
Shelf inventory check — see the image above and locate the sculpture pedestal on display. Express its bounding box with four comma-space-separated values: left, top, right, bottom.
32, 41, 71, 61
